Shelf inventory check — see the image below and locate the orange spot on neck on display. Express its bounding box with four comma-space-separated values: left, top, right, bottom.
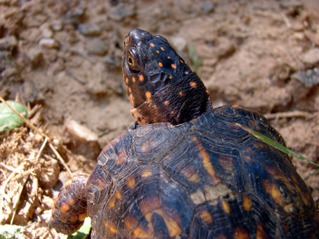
145, 91, 152, 99
139, 74, 144, 82
150, 42, 155, 47
190, 81, 197, 88
171, 63, 176, 69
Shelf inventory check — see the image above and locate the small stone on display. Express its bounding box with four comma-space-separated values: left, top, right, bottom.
39, 38, 59, 49
51, 22, 63, 32
109, 5, 135, 21
170, 36, 187, 52
200, 2, 215, 13
0, 36, 17, 51
292, 68, 319, 87
64, 119, 101, 161
63, 7, 86, 25
301, 48, 319, 65
86, 38, 108, 56
78, 24, 102, 36
27, 48, 43, 67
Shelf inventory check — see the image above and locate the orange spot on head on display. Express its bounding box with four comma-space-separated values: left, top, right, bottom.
185, 71, 189, 75
167, 56, 171, 59
171, 64, 176, 69
190, 81, 197, 88
156, 50, 160, 53
139, 74, 144, 82
145, 91, 152, 99
158, 62, 163, 67
150, 42, 155, 47
164, 100, 170, 105
169, 75, 173, 79
160, 46, 165, 51
60, 203, 70, 213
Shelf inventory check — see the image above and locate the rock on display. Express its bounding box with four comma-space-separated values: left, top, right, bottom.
170, 36, 187, 52
0, 36, 17, 51
78, 24, 102, 36
109, 4, 136, 21
63, 7, 86, 25
292, 68, 319, 87
200, 2, 215, 13
301, 48, 319, 65
86, 38, 108, 56
50, 21, 63, 32
64, 119, 101, 162
39, 38, 59, 49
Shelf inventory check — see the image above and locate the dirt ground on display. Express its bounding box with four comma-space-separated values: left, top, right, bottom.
0, 0, 319, 238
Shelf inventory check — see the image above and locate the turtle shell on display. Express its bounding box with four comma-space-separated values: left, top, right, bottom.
86, 105, 317, 238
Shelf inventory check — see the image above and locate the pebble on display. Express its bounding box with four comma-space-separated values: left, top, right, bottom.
86, 38, 108, 56
301, 48, 319, 65
39, 38, 59, 49
292, 68, 319, 87
200, 2, 215, 13
0, 36, 17, 51
109, 5, 135, 21
51, 22, 63, 32
170, 36, 187, 52
78, 24, 102, 36
63, 7, 85, 25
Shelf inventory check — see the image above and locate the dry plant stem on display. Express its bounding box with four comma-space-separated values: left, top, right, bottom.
0, 162, 20, 173
35, 137, 48, 163
0, 97, 73, 178
10, 176, 28, 225
264, 110, 311, 120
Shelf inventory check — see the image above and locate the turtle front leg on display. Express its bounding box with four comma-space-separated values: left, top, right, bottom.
50, 175, 88, 235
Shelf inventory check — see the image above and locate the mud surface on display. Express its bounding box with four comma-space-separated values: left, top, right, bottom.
0, 0, 319, 238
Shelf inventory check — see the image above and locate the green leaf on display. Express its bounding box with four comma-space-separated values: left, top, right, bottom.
67, 217, 91, 239
236, 123, 319, 169
0, 101, 28, 132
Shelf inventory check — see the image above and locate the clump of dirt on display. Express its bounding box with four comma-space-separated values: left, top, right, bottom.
0, 0, 319, 238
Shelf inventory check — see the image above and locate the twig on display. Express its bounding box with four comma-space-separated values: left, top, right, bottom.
264, 110, 311, 120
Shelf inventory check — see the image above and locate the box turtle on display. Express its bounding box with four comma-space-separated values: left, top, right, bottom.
50, 29, 318, 238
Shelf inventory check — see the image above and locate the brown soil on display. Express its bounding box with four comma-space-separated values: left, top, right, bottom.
0, 0, 318, 238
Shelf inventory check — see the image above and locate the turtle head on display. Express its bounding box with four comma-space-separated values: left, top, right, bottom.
123, 29, 211, 125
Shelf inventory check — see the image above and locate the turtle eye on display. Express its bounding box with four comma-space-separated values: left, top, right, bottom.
127, 48, 139, 71
128, 56, 134, 66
